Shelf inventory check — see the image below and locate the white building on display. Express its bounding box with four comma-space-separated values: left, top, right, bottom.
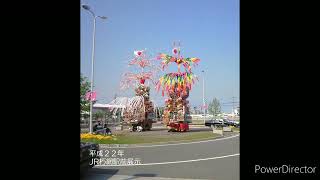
234, 106, 240, 115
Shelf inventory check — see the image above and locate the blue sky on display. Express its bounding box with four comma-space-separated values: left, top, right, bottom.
81, 0, 239, 112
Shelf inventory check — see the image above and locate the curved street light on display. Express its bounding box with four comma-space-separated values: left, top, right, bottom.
82, 4, 107, 134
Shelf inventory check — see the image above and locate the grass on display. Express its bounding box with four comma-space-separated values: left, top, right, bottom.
231, 126, 240, 132
212, 126, 239, 131
81, 131, 220, 144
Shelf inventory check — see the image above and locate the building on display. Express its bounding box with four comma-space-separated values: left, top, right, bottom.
234, 106, 240, 116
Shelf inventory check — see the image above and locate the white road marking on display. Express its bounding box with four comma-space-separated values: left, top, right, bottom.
100, 134, 239, 148
95, 153, 239, 167
87, 174, 209, 180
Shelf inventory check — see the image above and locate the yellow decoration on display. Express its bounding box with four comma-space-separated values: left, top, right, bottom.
80, 133, 113, 140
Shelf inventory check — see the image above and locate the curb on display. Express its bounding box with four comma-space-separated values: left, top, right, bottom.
98, 133, 239, 147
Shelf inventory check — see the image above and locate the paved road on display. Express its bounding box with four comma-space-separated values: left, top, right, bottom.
81, 132, 239, 180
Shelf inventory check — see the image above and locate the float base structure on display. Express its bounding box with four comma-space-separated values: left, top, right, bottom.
167, 122, 189, 132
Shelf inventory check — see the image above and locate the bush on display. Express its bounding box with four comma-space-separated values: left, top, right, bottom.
80, 133, 113, 140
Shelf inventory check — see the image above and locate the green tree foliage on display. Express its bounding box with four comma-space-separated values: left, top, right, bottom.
93, 110, 105, 121
208, 98, 221, 116
80, 74, 90, 116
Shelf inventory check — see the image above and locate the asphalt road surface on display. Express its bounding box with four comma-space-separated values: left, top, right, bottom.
81, 132, 239, 180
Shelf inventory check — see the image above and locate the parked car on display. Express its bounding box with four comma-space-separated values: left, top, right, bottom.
223, 119, 240, 127
80, 142, 99, 172
230, 120, 240, 127
205, 119, 224, 127
223, 119, 231, 126
216, 119, 224, 123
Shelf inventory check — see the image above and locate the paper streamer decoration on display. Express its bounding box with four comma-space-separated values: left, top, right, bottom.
157, 43, 200, 126
85, 91, 96, 101
157, 53, 200, 72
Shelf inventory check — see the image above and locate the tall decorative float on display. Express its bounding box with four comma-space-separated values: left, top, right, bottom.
156, 42, 200, 132
120, 49, 157, 131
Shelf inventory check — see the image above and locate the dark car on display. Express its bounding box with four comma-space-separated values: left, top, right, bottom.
230, 120, 240, 127
80, 142, 99, 171
223, 119, 232, 126
223, 119, 240, 127
205, 119, 224, 128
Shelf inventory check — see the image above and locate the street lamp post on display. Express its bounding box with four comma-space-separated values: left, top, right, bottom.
82, 4, 107, 134
202, 70, 205, 123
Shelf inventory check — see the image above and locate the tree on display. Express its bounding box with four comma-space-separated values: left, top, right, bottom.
80, 74, 90, 116
93, 110, 105, 122
104, 109, 113, 124
208, 98, 221, 116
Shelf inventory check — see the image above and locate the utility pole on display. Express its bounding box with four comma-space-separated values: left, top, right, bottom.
232, 96, 236, 115
202, 70, 205, 123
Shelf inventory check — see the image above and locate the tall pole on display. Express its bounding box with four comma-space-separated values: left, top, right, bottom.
232, 96, 236, 117
202, 70, 205, 123
82, 4, 107, 133
89, 17, 97, 134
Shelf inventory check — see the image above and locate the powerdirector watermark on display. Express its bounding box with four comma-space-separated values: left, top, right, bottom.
255, 164, 317, 174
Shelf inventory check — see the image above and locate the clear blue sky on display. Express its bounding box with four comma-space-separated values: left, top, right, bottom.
81, 0, 239, 113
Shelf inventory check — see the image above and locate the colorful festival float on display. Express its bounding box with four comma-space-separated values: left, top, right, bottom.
156, 42, 200, 132
119, 49, 158, 131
